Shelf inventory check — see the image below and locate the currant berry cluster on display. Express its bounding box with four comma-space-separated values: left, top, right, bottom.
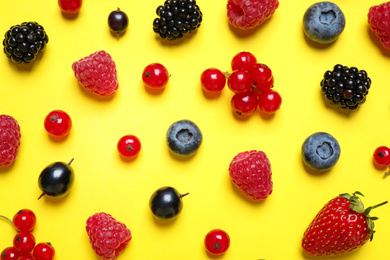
0, 209, 55, 260
201, 51, 282, 118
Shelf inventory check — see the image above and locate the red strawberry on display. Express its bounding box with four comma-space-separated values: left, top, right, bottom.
227, 0, 279, 30
302, 192, 387, 256
368, 2, 390, 50
0, 115, 21, 167
72, 50, 119, 97
229, 150, 273, 200
86, 212, 132, 260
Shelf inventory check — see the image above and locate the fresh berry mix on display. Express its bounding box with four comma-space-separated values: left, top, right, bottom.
3, 22, 49, 64
229, 150, 273, 200
302, 192, 387, 256
0, 115, 21, 167
152, 0, 203, 41
86, 212, 132, 260
44, 110, 72, 138
321, 64, 371, 110
117, 135, 141, 159
142, 63, 169, 90
58, 0, 82, 14
368, 2, 390, 50
72, 50, 119, 97
204, 229, 230, 255
108, 8, 129, 38
227, 0, 279, 30
303, 2, 345, 44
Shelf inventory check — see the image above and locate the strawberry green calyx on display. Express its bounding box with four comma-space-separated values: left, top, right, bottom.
339, 191, 388, 241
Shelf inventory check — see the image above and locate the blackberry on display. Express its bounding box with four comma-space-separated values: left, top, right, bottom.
320, 64, 371, 110
3, 21, 49, 64
152, 0, 202, 41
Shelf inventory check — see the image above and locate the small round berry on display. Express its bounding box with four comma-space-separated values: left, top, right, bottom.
108, 8, 129, 37
231, 91, 258, 117
1, 247, 20, 260
249, 63, 273, 93
166, 120, 202, 157
227, 69, 253, 94
204, 229, 230, 256
373, 146, 390, 168
13, 232, 35, 256
32, 242, 55, 260
142, 63, 169, 89
258, 90, 282, 114
231, 51, 257, 71
117, 135, 141, 159
44, 110, 72, 137
200, 68, 226, 94
12, 209, 36, 232
58, 0, 82, 14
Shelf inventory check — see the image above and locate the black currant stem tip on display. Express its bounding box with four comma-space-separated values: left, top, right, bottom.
384, 168, 390, 178
68, 158, 74, 165
180, 192, 189, 198
0, 215, 13, 225
38, 192, 45, 200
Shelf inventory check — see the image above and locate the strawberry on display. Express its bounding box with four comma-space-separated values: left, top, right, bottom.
302, 192, 387, 256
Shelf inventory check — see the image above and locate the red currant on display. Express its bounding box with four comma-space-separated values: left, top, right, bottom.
18, 255, 35, 260
142, 63, 169, 90
200, 68, 226, 94
58, 0, 82, 14
231, 91, 258, 117
231, 51, 257, 71
12, 209, 36, 232
258, 90, 282, 114
227, 69, 253, 94
117, 135, 141, 159
249, 63, 273, 92
44, 110, 72, 138
1, 247, 20, 260
32, 243, 55, 260
13, 232, 35, 256
204, 229, 230, 256
373, 146, 390, 167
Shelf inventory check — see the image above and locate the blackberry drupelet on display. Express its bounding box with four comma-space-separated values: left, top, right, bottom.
3, 22, 49, 64
320, 64, 371, 110
152, 0, 203, 41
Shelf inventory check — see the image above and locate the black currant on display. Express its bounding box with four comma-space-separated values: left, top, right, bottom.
38, 159, 75, 199
149, 186, 188, 221
108, 8, 129, 38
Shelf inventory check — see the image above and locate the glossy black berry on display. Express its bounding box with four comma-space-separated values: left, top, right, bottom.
108, 8, 129, 38
3, 21, 48, 64
149, 186, 188, 221
320, 64, 371, 110
38, 159, 75, 199
166, 119, 203, 157
153, 0, 202, 41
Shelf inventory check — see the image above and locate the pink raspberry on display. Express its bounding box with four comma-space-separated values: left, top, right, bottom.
227, 0, 279, 30
0, 115, 21, 167
72, 50, 119, 96
368, 2, 390, 50
86, 212, 132, 260
229, 150, 273, 200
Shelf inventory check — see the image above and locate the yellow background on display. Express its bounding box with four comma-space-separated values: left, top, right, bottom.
1, 0, 390, 259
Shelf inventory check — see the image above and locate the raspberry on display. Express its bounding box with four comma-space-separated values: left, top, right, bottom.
227, 0, 279, 30
0, 115, 21, 167
86, 212, 132, 260
72, 50, 119, 97
368, 2, 390, 50
229, 150, 273, 200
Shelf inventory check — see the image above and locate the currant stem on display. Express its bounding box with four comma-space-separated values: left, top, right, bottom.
384, 168, 390, 178
38, 192, 46, 200
0, 215, 13, 226
180, 192, 189, 198
252, 86, 262, 95
68, 158, 74, 165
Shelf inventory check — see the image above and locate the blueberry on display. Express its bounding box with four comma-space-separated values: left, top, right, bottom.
302, 132, 340, 171
303, 1, 345, 44
166, 119, 202, 157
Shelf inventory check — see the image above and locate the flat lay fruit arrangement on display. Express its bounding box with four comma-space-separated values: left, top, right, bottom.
1, 0, 390, 259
